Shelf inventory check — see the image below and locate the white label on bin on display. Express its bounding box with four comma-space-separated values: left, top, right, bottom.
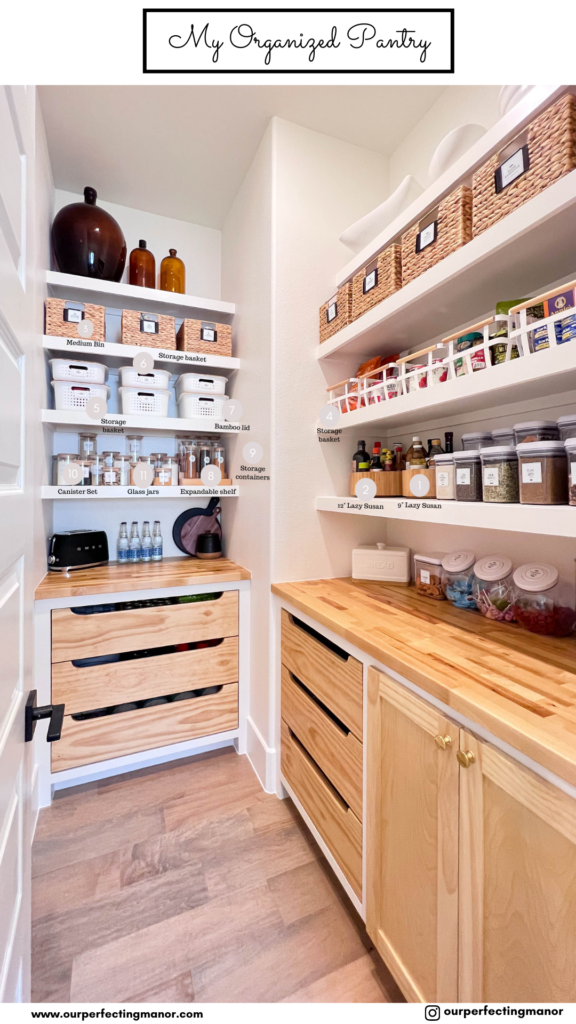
437, 471, 449, 488
420, 569, 431, 584
419, 222, 436, 250
142, 320, 157, 334
522, 462, 542, 484
201, 327, 215, 342
364, 270, 376, 292
66, 309, 82, 323
484, 467, 499, 486
326, 302, 337, 322
456, 468, 470, 485
500, 147, 526, 189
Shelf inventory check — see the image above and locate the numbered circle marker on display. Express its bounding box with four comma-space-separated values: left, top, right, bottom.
77, 319, 94, 339
222, 398, 243, 422
60, 461, 84, 486
409, 474, 431, 497
85, 396, 107, 420
355, 478, 377, 500
201, 464, 222, 486
131, 463, 154, 487
133, 350, 155, 374
242, 442, 263, 464
319, 404, 340, 427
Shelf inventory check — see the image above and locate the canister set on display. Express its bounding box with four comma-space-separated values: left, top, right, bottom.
53, 433, 226, 486
434, 417, 576, 506
414, 551, 576, 637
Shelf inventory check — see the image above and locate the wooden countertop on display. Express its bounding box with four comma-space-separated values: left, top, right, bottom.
272, 577, 576, 789
36, 557, 251, 600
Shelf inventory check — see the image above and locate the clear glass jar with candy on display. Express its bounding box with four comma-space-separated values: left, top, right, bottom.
441, 551, 477, 610
473, 556, 516, 622
512, 563, 576, 637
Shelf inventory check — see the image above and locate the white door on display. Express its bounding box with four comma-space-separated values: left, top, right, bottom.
0, 85, 45, 1003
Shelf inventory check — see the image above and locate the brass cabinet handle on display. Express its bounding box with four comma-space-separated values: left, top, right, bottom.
457, 749, 476, 768
434, 734, 452, 751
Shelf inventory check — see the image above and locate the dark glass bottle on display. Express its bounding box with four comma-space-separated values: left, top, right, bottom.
444, 431, 454, 454
428, 438, 445, 466
370, 442, 383, 471
129, 240, 156, 288
160, 248, 186, 293
393, 443, 405, 471
51, 187, 127, 281
352, 441, 370, 471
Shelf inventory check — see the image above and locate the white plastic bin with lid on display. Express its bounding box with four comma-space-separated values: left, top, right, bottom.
512, 420, 559, 445
414, 552, 446, 600
512, 563, 575, 637
473, 556, 515, 622
175, 373, 228, 398
178, 392, 228, 420
352, 542, 410, 583
461, 431, 492, 451
118, 386, 170, 417
118, 366, 171, 390
491, 426, 514, 446
52, 380, 109, 411
441, 550, 477, 609
50, 358, 108, 384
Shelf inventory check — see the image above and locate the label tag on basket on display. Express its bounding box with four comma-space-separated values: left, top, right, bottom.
416, 221, 437, 253
522, 462, 542, 484
326, 301, 337, 323
140, 314, 159, 334
363, 270, 378, 294
201, 326, 217, 342
64, 308, 83, 323
495, 145, 530, 193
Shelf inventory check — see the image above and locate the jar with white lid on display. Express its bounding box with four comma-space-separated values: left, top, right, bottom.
517, 441, 568, 505
473, 556, 516, 621
434, 453, 455, 500
441, 551, 477, 610
461, 431, 492, 451
480, 446, 519, 502
557, 414, 576, 443
491, 426, 514, 447
512, 563, 576, 637
513, 420, 559, 445
565, 437, 576, 506
414, 552, 446, 600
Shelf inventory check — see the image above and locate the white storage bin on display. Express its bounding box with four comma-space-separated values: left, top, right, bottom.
178, 392, 228, 420
176, 372, 228, 397
51, 380, 109, 411
118, 386, 170, 417
49, 358, 108, 384
118, 365, 171, 390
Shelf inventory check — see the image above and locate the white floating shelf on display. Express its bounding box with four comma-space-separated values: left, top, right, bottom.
46, 271, 235, 321
318, 169, 576, 364
42, 485, 239, 499
325, 342, 576, 432
42, 409, 244, 435
43, 336, 239, 372
316, 495, 576, 537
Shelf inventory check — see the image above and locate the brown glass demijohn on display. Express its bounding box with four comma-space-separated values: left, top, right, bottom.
129, 240, 156, 288
160, 249, 185, 293
51, 187, 127, 281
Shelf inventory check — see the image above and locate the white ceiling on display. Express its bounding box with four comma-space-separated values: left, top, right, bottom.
39, 85, 445, 229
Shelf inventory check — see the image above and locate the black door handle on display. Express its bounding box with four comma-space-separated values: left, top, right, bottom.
25, 690, 65, 743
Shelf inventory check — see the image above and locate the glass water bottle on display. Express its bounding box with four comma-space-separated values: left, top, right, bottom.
117, 522, 129, 564
152, 521, 163, 562
129, 521, 141, 563
141, 521, 152, 562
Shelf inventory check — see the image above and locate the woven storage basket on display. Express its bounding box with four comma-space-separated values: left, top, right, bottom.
351, 245, 402, 321
121, 310, 176, 349
45, 298, 106, 342
177, 319, 232, 357
401, 186, 473, 287
473, 93, 576, 238
319, 281, 353, 342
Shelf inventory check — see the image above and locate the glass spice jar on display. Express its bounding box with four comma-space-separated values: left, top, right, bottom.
155, 460, 173, 486
102, 463, 120, 486
114, 454, 132, 486
127, 434, 144, 460
414, 553, 446, 600
90, 454, 105, 486
453, 451, 483, 502
79, 431, 98, 458
517, 441, 568, 505
480, 446, 519, 503
131, 455, 155, 485
473, 556, 516, 622
211, 443, 226, 479
441, 550, 477, 610
565, 438, 576, 506
181, 442, 198, 480
434, 453, 455, 500
512, 563, 576, 637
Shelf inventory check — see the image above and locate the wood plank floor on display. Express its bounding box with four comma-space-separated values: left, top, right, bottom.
32, 748, 404, 1004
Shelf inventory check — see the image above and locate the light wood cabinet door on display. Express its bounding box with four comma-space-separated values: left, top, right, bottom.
458, 730, 576, 1002
366, 667, 459, 1003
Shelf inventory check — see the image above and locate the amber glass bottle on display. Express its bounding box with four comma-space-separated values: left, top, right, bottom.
129, 240, 156, 288
160, 249, 185, 293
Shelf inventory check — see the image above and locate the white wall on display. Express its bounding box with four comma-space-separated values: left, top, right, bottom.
388, 86, 502, 192
53, 190, 221, 300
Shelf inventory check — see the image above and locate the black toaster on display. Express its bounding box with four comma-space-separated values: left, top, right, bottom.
47, 530, 109, 572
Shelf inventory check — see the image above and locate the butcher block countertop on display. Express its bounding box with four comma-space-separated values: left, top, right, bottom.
36, 557, 251, 600
272, 577, 576, 789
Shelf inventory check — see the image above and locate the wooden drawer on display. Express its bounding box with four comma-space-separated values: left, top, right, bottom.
51, 591, 238, 663
281, 665, 363, 820
281, 719, 362, 898
52, 682, 238, 772
281, 609, 363, 740
52, 636, 238, 715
